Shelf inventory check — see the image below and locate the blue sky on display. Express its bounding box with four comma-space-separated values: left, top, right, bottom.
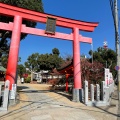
19, 0, 120, 64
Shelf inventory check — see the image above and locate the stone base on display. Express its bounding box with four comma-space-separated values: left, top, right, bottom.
85, 101, 110, 106
8, 90, 18, 106
9, 94, 19, 106
72, 88, 83, 102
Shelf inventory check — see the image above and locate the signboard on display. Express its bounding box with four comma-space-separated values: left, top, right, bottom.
115, 66, 119, 71
45, 17, 56, 34
104, 68, 110, 87
109, 72, 113, 84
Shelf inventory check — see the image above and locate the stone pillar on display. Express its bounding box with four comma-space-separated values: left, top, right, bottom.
90, 84, 94, 102
101, 81, 106, 101
84, 80, 88, 104
96, 84, 100, 101
3, 80, 10, 110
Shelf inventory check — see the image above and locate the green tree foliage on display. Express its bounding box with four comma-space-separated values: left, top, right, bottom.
24, 48, 63, 71
52, 48, 60, 56
0, 31, 10, 62
45, 54, 63, 69
0, 0, 44, 12
1, 55, 21, 68
1, 55, 8, 68
0, 0, 44, 40
17, 64, 26, 78
24, 53, 39, 72
0, 0, 44, 65
89, 47, 117, 78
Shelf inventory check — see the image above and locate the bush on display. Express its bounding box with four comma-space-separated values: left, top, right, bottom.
24, 77, 31, 83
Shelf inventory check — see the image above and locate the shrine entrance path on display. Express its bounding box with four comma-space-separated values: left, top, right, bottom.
0, 81, 118, 120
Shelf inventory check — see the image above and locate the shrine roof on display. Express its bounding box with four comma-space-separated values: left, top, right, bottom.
57, 60, 73, 75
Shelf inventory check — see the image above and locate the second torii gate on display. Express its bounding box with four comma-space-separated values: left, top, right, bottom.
0, 3, 98, 102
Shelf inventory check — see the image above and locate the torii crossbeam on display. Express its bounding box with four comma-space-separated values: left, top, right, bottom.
0, 3, 98, 102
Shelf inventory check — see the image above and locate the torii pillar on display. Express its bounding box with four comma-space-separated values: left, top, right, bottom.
6, 16, 22, 89
72, 28, 93, 102
0, 3, 98, 102
73, 27, 81, 102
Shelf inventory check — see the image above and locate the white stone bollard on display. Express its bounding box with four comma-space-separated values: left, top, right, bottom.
3, 80, 10, 110
96, 84, 100, 101
81, 89, 84, 102
84, 80, 88, 103
21, 78, 24, 84
101, 81, 106, 101
104, 87, 109, 102
90, 84, 94, 102
111, 80, 114, 93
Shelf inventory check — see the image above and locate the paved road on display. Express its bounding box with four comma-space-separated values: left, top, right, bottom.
0, 83, 95, 120
0, 83, 119, 120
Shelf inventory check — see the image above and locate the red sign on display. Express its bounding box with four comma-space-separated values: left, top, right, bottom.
23, 74, 28, 78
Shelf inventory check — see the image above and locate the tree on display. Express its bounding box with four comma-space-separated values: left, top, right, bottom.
89, 47, 117, 78
0, 31, 10, 63
62, 53, 73, 61
0, 0, 44, 40
24, 53, 40, 72
35, 53, 63, 70
37, 53, 50, 70
46, 54, 63, 69
17, 64, 26, 78
81, 58, 104, 86
24, 48, 63, 71
52, 48, 60, 56
0, 0, 44, 64
1, 55, 21, 68
1, 55, 8, 68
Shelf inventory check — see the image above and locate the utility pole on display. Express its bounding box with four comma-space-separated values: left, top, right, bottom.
114, 0, 120, 100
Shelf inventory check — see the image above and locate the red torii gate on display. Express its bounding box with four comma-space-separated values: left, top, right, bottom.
0, 3, 98, 102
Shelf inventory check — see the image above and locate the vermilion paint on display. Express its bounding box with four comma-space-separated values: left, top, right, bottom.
5, 16, 22, 89
65, 74, 69, 92
73, 27, 81, 89
0, 3, 98, 90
